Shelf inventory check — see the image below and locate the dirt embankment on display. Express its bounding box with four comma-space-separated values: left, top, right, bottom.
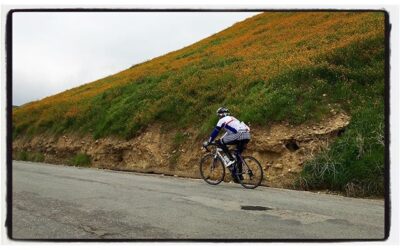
12, 113, 350, 188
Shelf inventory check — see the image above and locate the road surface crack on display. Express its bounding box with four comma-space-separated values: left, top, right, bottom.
79, 224, 117, 238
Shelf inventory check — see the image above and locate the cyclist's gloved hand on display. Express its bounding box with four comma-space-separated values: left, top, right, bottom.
203, 141, 210, 147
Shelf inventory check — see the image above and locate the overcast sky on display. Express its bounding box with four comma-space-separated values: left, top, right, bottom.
12, 12, 258, 105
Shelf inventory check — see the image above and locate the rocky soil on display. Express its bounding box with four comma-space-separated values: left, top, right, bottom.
12, 113, 350, 188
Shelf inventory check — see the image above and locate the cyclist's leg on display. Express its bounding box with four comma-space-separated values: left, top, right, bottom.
219, 136, 241, 183
236, 131, 251, 157
237, 139, 250, 155
217, 140, 233, 161
235, 138, 250, 179
220, 133, 240, 161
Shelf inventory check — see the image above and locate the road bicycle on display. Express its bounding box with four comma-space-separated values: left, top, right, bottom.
200, 141, 263, 189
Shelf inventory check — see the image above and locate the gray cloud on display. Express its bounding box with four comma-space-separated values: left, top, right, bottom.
12, 12, 259, 105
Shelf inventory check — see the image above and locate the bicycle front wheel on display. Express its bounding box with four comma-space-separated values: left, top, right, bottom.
199, 154, 225, 185
238, 156, 263, 189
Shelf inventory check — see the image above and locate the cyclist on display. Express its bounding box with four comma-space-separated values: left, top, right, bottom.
203, 107, 251, 183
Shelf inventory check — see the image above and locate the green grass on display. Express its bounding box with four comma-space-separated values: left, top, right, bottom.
172, 131, 188, 148
294, 37, 385, 197
70, 153, 91, 167
13, 13, 385, 141
15, 151, 45, 162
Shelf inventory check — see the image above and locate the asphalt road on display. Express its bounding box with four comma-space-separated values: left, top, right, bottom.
11, 161, 386, 240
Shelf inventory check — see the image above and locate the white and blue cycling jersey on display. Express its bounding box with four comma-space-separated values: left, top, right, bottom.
208, 116, 250, 143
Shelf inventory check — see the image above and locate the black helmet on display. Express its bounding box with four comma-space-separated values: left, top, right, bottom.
216, 107, 230, 118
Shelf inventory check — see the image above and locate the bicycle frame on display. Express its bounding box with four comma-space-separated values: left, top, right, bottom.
208, 145, 249, 174
214, 148, 229, 167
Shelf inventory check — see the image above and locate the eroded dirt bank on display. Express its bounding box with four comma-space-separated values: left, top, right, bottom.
13, 113, 350, 188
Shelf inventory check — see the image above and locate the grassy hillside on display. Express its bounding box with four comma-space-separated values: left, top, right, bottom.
13, 12, 386, 196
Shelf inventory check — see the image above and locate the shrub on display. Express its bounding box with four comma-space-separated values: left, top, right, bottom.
70, 153, 91, 167
14, 151, 44, 162
16, 151, 28, 161
30, 152, 45, 162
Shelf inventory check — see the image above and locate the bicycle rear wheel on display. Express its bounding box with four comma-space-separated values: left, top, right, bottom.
238, 156, 263, 189
199, 154, 225, 185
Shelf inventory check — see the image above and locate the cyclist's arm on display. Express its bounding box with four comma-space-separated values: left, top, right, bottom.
208, 118, 227, 142
208, 126, 221, 143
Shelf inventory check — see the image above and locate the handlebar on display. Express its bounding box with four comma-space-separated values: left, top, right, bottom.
202, 141, 218, 152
